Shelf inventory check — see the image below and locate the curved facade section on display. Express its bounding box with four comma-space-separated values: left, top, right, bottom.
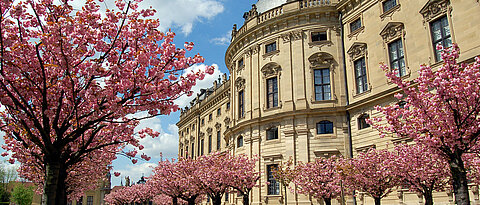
178, 0, 480, 204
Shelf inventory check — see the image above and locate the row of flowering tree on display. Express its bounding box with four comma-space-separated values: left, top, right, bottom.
104, 152, 260, 205
0, 0, 214, 203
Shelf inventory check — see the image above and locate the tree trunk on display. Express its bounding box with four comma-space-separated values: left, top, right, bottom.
424, 190, 433, 205
172, 197, 178, 205
187, 196, 197, 205
449, 155, 471, 205
323, 198, 332, 205
374, 197, 381, 205
213, 195, 222, 205
242, 193, 249, 205
283, 185, 287, 205
42, 160, 68, 205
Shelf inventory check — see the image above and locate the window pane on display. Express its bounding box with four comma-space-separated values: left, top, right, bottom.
322, 69, 330, 83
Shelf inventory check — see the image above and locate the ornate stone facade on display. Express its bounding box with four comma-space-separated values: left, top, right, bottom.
177, 0, 480, 204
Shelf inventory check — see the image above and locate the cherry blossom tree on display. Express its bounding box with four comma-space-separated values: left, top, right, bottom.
149, 157, 202, 205
0, 0, 213, 204
196, 152, 231, 205
338, 149, 400, 205
104, 183, 154, 205
223, 154, 260, 205
293, 157, 342, 205
393, 144, 450, 205
371, 44, 480, 204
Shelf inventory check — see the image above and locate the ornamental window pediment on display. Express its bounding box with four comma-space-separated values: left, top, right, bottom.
235, 77, 246, 90
419, 0, 450, 22
347, 42, 367, 61
380, 22, 404, 43
261, 63, 281, 78
308, 52, 335, 68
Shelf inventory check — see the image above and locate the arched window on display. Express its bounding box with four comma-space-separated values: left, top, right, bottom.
316, 121, 334, 134
237, 136, 244, 148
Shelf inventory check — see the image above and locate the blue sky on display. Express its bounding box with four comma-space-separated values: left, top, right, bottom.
108, 0, 253, 187
0, 0, 254, 188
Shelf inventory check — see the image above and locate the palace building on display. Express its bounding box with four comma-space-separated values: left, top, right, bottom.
177, 0, 480, 204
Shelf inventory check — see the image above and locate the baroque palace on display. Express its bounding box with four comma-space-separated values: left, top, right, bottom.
177, 0, 480, 204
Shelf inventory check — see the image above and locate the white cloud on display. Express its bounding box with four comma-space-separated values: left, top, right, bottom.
210, 31, 232, 46
174, 64, 225, 108
115, 162, 157, 183
66, 0, 224, 36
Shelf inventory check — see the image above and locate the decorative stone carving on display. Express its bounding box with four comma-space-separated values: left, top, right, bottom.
199, 131, 205, 137
224, 117, 231, 125
235, 77, 246, 90
215, 122, 221, 130
308, 52, 335, 68
379, 22, 404, 43
261, 63, 281, 78
347, 42, 367, 60
281, 30, 303, 43
243, 4, 258, 22
419, 0, 450, 22
281, 33, 291, 43
206, 127, 213, 133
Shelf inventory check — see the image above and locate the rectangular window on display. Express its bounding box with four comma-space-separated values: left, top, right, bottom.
314, 68, 331, 101
383, 0, 397, 13
311, 32, 327, 42
238, 58, 244, 68
217, 108, 221, 116
266, 77, 278, 108
201, 118, 205, 126
226, 102, 230, 110
185, 146, 189, 157
191, 143, 194, 157
217, 130, 221, 150
77, 197, 83, 205
265, 42, 277, 53
238, 91, 245, 118
354, 57, 368, 94
87, 196, 93, 205
208, 135, 212, 153
186, 128, 189, 134
200, 139, 204, 155
192, 124, 195, 130
431, 16, 452, 61
358, 115, 370, 130
237, 136, 243, 148
209, 113, 213, 121
180, 148, 183, 157
267, 165, 280, 195
317, 121, 334, 134
266, 127, 278, 140
388, 39, 406, 77
350, 18, 362, 33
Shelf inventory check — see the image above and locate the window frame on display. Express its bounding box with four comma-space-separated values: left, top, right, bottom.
200, 139, 204, 155
237, 136, 243, 148
313, 68, 331, 101
354, 57, 368, 94
430, 15, 452, 62
358, 114, 371, 130
208, 135, 212, 153
238, 90, 245, 119
217, 107, 221, 116
87, 196, 93, 205
266, 164, 280, 195
216, 130, 221, 150
350, 18, 362, 33
266, 77, 279, 109
388, 39, 406, 77
266, 127, 279, 140
311, 31, 327, 42
265, 42, 277, 54
316, 120, 334, 135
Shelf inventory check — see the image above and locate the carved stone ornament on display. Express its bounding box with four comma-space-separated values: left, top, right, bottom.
206, 127, 213, 133
199, 132, 205, 137
379, 22, 404, 43
281, 30, 303, 43
261, 63, 281, 78
419, 0, 450, 22
215, 122, 221, 130
224, 117, 231, 124
347, 42, 367, 60
235, 77, 246, 90
308, 52, 335, 68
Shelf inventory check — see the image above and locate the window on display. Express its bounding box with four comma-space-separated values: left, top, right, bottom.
267, 164, 280, 195
191, 143, 194, 157
265, 42, 277, 53
316, 121, 334, 134
200, 139, 204, 155
180, 148, 183, 157
87, 196, 93, 205
388, 39, 406, 77
266, 77, 278, 108
238, 91, 245, 118
314, 68, 331, 101
358, 114, 370, 130
431, 16, 452, 61
192, 124, 195, 130
266, 127, 278, 140
226, 102, 231, 110
185, 146, 188, 157
237, 136, 243, 148
217, 108, 221, 116
208, 135, 212, 153
311, 32, 327, 42
217, 130, 221, 150
383, 0, 397, 13
225, 192, 229, 202
186, 128, 189, 134
238, 58, 244, 68
209, 113, 213, 121
350, 18, 362, 33
354, 57, 368, 94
